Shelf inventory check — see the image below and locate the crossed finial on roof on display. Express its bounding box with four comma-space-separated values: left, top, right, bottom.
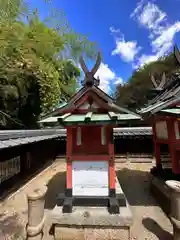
79, 52, 101, 87
174, 45, 180, 65
151, 72, 166, 90
151, 45, 180, 90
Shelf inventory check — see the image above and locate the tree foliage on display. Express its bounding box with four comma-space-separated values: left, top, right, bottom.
0, 0, 97, 128
115, 52, 180, 111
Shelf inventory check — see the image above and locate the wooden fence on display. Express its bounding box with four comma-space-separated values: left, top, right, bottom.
0, 156, 21, 184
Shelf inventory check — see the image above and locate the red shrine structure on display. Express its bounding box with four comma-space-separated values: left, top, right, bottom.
139, 45, 180, 177
41, 52, 141, 213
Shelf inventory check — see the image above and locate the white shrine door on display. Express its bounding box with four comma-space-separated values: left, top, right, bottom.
72, 161, 109, 196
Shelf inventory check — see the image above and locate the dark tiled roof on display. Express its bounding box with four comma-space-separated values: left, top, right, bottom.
0, 127, 152, 150
0, 129, 65, 150
113, 127, 152, 136
0, 129, 64, 140
0, 134, 62, 150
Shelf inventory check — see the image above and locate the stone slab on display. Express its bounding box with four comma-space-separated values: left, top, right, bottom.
54, 227, 130, 240
50, 205, 132, 227
49, 177, 133, 231
55, 227, 84, 240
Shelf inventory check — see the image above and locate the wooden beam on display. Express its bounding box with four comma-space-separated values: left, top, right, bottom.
108, 112, 118, 120
85, 112, 93, 122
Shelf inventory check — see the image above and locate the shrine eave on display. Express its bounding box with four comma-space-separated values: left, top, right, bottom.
39, 116, 59, 123
158, 108, 180, 117
139, 95, 180, 117
57, 112, 142, 126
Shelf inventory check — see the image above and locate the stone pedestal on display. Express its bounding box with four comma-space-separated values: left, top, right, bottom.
26, 186, 47, 240
50, 178, 133, 240
150, 174, 171, 215
166, 180, 180, 240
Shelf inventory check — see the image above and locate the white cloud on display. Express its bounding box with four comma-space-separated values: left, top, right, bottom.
110, 28, 141, 62
152, 21, 180, 54
109, 26, 120, 33
130, 0, 144, 19
114, 77, 124, 85
94, 63, 123, 92
131, 1, 167, 36
134, 53, 159, 69
131, 0, 180, 68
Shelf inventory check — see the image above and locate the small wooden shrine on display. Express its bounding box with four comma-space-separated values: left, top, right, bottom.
139, 45, 180, 177
41, 52, 141, 214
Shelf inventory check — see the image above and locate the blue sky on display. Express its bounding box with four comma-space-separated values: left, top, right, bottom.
28, 0, 180, 93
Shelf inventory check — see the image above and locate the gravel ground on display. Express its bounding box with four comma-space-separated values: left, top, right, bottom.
0, 159, 173, 240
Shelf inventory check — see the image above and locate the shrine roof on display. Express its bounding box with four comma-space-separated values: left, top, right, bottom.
57, 112, 141, 126
40, 52, 141, 124
139, 46, 180, 117
40, 116, 59, 123
139, 79, 180, 116
41, 85, 141, 120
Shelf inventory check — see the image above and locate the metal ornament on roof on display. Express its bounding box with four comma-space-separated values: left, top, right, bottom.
79, 52, 101, 87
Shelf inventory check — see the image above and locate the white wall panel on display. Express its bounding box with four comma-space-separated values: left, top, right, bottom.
101, 127, 106, 145
91, 101, 99, 108
76, 127, 82, 146
155, 121, 168, 139
174, 121, 180, 140
72, 161, 109, 196
79, 101, 90, 109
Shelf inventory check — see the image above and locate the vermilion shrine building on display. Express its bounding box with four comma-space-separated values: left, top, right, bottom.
41, 53, 141, 213
139, 45, 180, 177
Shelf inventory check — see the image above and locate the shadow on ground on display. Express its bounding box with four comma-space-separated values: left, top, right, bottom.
142, 218, 173, 240
45, 171, 66, 210
116, 168, 158, 206
0, 213, 24, 239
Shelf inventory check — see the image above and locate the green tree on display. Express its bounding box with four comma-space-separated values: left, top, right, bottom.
0, 0, 97, 128
115, 52, 180, 110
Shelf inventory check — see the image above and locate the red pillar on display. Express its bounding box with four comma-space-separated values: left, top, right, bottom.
108, 127, 116, 193
66, 127, 73, 190
167, 118, 180, 174
152, 120, 161, 169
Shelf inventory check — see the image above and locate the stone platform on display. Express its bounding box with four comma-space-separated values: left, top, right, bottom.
49, 179, 133, 240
